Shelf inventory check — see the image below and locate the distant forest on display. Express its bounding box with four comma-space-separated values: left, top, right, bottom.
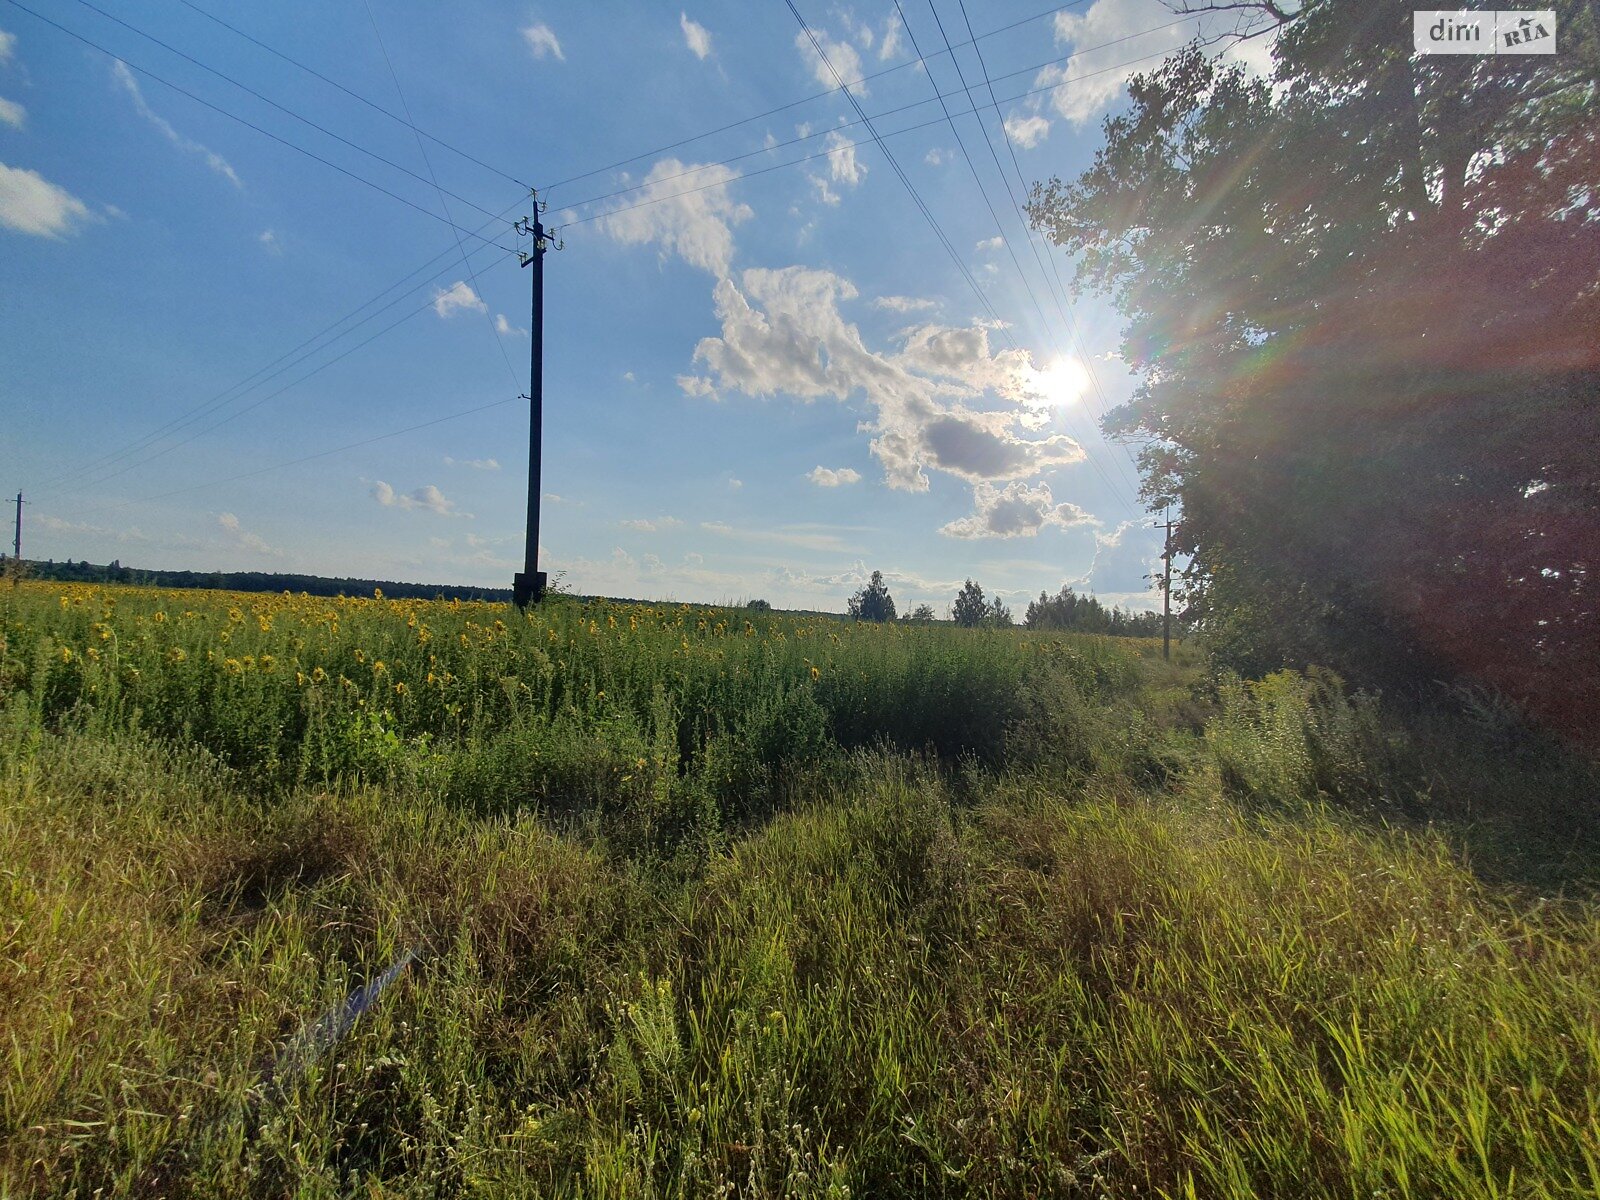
6, 557, 513, 604
1023, 587, 1170, 638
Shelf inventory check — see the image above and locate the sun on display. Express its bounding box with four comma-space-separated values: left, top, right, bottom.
1029, 356, 1091, 408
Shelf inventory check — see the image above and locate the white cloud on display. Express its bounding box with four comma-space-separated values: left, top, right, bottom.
700, 520, 862, 553
443, 456, 500, 471
808, 466, 861, 487
258, 228, 282, 255
522, 23, 564, 61
1036, 0, 1188, 128
1021, 0, 1274, 134
940, 481, 1098, 539
839, 11, 876, 51
370, 481, 471, 518
924, 147, 948, 166
620, 516, 683, 532
680, 12, 713, 59
825, 129, 866, 187
112, 62, 242, 188
0, 29, 16, 66
728, 477, 743, 490
1003, 113, 1050, 148
794, 28, 866, 95
871, 295, 937, 313
807, 129, 868, 205
37, 514, 151, 544
680, 266, 1085, 495
0, 161, 92, 238
217, 511, 283, 557
1070, 517, 1164, 598
431, 280, 485, 318
879, 14, 904, 61
622, 370, 636, 382
598, 157, 752, 277
494, 312, 527, 336
975, 235, 1003, 253
0, 97, 24, 130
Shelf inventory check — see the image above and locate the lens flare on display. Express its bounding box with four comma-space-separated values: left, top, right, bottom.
1029, 356, 1090, 408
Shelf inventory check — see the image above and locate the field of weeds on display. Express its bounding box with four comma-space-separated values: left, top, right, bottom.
2, 582, 1596, 1198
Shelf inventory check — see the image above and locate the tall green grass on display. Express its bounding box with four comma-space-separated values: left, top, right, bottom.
1, 582, 1597, 1197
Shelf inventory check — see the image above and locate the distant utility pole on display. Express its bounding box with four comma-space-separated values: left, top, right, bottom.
1154, 507, 1177, 660
7, 493, 23, 587
512, 192, 561, 609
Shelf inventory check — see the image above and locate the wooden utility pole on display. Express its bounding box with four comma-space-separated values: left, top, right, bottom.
512, 194, 560, 608
7, 493, 22, 587
1154, 508, 1177, 660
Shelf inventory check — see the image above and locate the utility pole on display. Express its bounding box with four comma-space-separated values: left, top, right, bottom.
512, 193, 560, 608
7, 493, 23, 587
1154, 507, 1177, 660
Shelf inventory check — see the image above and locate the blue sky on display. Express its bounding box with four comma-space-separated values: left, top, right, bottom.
0, 0, 1271, 612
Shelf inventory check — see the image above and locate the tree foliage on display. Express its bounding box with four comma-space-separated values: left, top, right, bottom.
1025, 586, 1166, 637
950, 581, 1013, 628
950, 580, 988, 628
848, 570, 898, 622
1028, 0, 1600, 737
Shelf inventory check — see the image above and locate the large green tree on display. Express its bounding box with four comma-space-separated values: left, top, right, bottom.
951, 580, 989, 628
1029, 0, 1600, 736
848, 570, 897, 622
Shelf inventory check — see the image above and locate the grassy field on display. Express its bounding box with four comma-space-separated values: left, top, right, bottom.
1, 581, 1597, 1198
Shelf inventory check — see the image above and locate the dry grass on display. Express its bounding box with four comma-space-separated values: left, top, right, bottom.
1, 582, 1596, 1197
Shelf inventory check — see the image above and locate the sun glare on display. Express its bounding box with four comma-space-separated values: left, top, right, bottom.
1030, 356, 1091, 408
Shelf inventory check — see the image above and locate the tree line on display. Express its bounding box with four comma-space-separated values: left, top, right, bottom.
846, 569, 1167, 636
7, 557, 514, 603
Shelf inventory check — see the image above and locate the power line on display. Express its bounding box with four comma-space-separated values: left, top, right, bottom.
63, 0, 513, 228
785, 0, 1015, 347
892, 0, 1136, 508
943, 0, 1143, 502
32, 28, 1192, 506
56, 395, 522, 521
173, 0, 1093, 207
51, 241, 525, 500
554, 39, 1186, 235
545, 14, 1195, 224
361, 0, 522, 390
35, 31, 1195, 501
538, 0, 1096, 199
173, 0, 529, 191
26, 3, 1188, 498
2, 0, 515, 251
27, 197, 529, 497
32, 13, 1214, 524
957, 0, 1227, 504
22, 0, 1171, 494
